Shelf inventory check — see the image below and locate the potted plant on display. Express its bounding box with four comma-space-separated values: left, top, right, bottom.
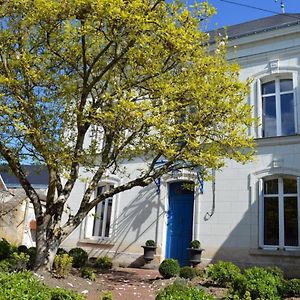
187, 240, 204, 266
142, 240, 157, 262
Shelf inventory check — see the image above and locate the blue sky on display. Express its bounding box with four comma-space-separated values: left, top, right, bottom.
186, 0, 300, 29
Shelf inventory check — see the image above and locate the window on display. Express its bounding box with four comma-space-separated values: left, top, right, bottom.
262, 177, 299, 248
92, 184, 114, 238
262, 78, 295, 137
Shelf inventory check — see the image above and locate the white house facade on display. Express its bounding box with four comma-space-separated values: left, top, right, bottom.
62, 14, 300, 276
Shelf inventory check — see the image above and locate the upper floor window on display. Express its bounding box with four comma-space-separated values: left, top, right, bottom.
92, 184, 114, 238
262, 176, 299, 248
262, 78, 295, 137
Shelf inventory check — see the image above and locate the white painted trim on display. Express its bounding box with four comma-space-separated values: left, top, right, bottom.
278, 178, 284, 248
256, 134, 300, 147
252, 69, 298, 139
82, 176, 121, 241
257, 78, 262, 138
253, 167, 300, 179
293, 72, 298, 134
258, 176, 300, 249
275, 79, 282, 136
258, 178, 264, 248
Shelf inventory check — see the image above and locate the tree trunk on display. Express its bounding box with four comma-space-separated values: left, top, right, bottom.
34, 224, 60, 271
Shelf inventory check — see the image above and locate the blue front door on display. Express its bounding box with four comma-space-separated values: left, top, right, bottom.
166, 181, 194, 266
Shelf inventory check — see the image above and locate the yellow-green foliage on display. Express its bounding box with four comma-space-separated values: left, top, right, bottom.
0, 0, 256, 270
53, 253, 73, 278
100, 290, 114, 300
0, 0, 254, 172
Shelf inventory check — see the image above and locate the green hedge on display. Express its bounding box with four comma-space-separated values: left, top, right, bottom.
0, 271, 84, 300
156, 281, 215, 300
206, 261, 241, 287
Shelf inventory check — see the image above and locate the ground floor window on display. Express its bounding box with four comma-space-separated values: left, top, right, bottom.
262, 177, 299, 248
92, 184, 114, 238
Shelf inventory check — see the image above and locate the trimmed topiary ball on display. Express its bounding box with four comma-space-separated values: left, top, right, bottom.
69, 248, 88, 268
95, 256, 113, 270
190, 240, 201, 249
179, 266, 197, 279
159, 259, 180, 279
17, 245, 28, 253
145, 240, 156, 247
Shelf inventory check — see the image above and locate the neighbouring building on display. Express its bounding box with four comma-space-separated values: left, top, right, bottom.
0, 165, 48, 247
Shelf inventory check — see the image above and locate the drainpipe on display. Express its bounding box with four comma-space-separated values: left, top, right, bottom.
204, 169, 216, 220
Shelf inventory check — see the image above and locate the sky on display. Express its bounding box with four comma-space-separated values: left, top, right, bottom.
186, 0, 300, 30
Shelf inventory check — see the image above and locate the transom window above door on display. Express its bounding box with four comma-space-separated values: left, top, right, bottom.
262, 78, 296, 137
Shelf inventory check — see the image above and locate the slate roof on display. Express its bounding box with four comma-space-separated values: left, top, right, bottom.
209, 13, 300, 42
0, 165, 48, 189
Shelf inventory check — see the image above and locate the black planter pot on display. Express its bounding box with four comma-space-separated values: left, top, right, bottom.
142, 246, 157, 262
187, 248, 204, 266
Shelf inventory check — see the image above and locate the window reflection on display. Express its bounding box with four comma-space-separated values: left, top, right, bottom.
261, 78, 295, 137
263, 177, 299, 248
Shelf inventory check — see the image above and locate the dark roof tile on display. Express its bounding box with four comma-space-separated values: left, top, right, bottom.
0, 165, 48, 188
209, 13, 300, 42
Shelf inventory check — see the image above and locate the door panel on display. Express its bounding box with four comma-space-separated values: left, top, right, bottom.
166, 181, 194, 266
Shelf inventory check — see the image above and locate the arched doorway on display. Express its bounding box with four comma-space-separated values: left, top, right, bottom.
166, 181, 194, 266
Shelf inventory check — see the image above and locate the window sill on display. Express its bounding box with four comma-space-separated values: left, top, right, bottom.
255, 134, 300, 147
249, 248, 300, 257
79, 238, 114, 247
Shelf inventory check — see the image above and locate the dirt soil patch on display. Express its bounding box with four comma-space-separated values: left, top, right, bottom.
35, 268, 300, 300
36, 267, 160, 300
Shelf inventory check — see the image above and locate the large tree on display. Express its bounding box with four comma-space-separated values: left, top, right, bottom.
0, 0, 254, 269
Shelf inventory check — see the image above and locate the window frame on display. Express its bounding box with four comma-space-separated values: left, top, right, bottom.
259, 176, 300, 250
84, 182, 117, 241
257, 74, 297, 138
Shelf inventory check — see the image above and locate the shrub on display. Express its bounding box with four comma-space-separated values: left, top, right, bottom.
0, 259, 12, 272
95, 256, 113, 270
80, 267, 96, 281
265, 266, 284, 279
56, 248, 68, 255
145, 240, 156, 247
282, 278, 300, 297
10, 251, 30, 271
190, 240, 201, 249
231, 266, 282, 300
0, 271, 84, 299
69, 247, 88, 268
180, 266, 197, 280
27, 247, 37, 269
159, 259, 180, 279
156, 280, 215, 300
0, 239, 11, 260
195, 268, 204, 278
101, 290, 114, 300
17, 245, 28, 253
0, 271, 51, 299
206, 261, 241, 287
53, 253, 73, 278
0, 252, 29, 272
50, 288, 84, 300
